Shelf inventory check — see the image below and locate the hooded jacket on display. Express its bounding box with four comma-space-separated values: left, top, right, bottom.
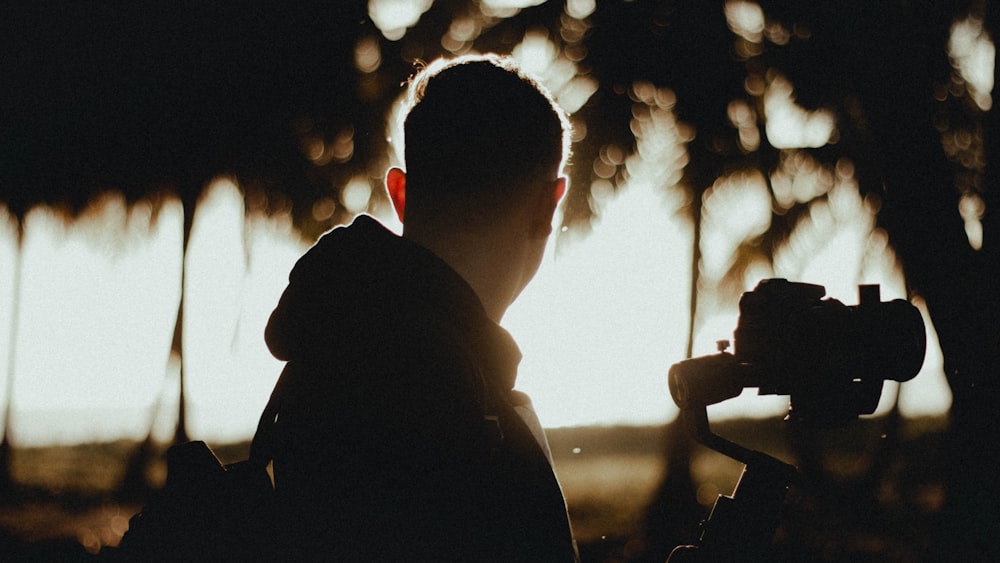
263, 214, 577, 562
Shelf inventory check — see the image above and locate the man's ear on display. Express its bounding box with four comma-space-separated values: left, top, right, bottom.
531, 177, 567, 238
553, 176, 567, 206
386, 167, 406, 222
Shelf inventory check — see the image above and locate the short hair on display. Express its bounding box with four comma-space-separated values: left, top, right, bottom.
399, 54, 571, 223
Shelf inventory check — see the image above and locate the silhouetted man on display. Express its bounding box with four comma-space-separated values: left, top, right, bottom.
264, 54, 577, 561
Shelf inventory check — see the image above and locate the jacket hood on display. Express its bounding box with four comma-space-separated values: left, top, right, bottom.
266, 215, 415, 361
263, 215, 520, 386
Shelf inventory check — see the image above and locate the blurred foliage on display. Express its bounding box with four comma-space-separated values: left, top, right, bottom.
2, 0, 991, 281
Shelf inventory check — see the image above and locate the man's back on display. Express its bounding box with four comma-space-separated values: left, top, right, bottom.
265, 215, 577, 561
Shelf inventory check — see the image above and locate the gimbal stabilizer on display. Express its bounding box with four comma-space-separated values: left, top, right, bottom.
666, 350, 797, 563
664, 280, 926, 561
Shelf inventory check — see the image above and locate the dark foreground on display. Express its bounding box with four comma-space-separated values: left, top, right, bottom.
0, 416, 950, 562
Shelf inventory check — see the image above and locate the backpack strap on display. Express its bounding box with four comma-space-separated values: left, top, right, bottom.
248, 365, 291, 467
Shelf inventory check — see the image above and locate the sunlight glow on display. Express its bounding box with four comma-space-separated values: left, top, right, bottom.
368, 0, 433, 41
2, 173, 953, 444
565, 0, 596, 20
770, 150, 833, 210
685, 149, 947, 421
0, 207, 18, 421
8, 198, 182, 443
481, 0, 546, 11
341, 177, 373, 214
959, 193, 985, 250
505, 179, 692, 428
512, 28, 559, 78
898, 297, 952, 416
504, 83, 692, 428
557, 75, 599, 114
513, 31, 591, 114
3, 184, 309, 445
700, 170, 771, 282
764, 72, 836, 149
724, 1, 765, 44
184, 179, 307, 441
949, 15, 995, 111
772, 174, 892, 299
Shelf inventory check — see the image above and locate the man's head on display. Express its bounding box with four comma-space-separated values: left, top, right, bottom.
387, 54, 571, 231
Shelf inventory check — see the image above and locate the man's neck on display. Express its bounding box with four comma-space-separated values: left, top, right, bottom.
402, 226, 528, 324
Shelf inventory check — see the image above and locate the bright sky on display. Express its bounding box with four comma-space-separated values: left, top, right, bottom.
0, 150, 952, 447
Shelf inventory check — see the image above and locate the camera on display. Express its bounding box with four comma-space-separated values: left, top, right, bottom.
669, 278, 927, 426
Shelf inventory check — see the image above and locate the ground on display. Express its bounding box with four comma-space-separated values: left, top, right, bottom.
0, 417, 949, 562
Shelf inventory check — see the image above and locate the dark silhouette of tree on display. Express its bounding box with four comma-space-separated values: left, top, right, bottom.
1, 1, 372, 497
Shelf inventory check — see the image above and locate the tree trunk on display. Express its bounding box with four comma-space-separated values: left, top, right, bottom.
117, 197, 195, 500
172, 200, 195, 445
0, 222, 24, 498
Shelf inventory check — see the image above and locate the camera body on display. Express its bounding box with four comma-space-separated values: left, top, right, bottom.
670, 279, 927, 426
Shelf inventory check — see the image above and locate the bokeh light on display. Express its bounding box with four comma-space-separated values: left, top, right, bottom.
949, 15, 995, 111
368, 0, 433, 41
725, 1, 765, 44
764, 72, 837, 149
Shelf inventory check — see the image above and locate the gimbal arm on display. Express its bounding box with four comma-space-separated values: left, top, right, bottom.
667, 406, 798, 563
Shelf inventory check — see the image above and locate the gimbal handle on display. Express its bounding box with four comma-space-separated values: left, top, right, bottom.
667, 406, 798, 562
